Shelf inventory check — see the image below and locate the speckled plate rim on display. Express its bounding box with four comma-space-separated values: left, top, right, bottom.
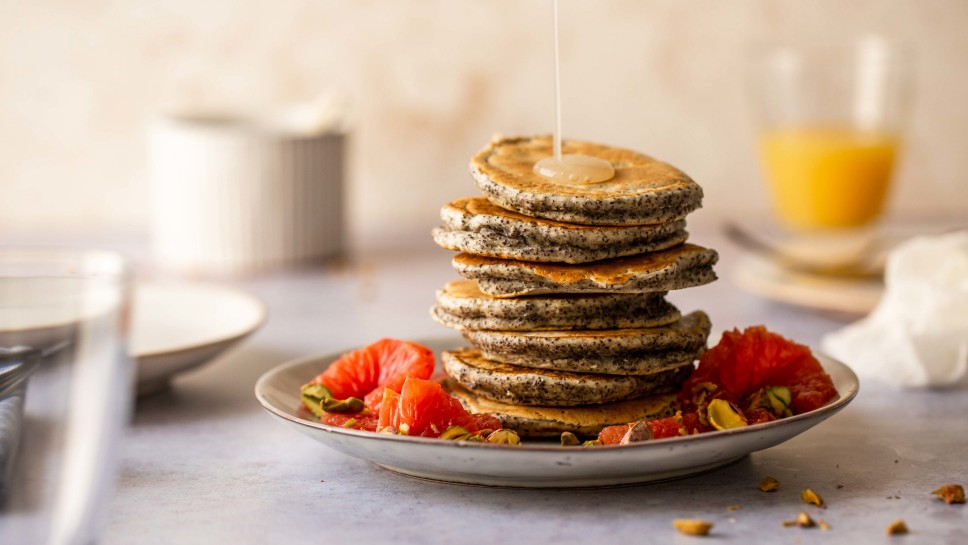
255, 340, 859, 487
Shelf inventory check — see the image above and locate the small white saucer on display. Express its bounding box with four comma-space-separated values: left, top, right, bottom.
734, 254, 883, 320
132, 283, 266, 396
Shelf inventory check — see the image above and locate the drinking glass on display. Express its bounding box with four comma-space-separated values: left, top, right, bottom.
748, 37, 913, 232
0, 249, 134, 545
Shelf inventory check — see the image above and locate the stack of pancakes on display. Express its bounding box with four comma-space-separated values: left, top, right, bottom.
431, 135, 718, 438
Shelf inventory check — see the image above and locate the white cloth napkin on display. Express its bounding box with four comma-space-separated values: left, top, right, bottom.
822, 231, 968, 388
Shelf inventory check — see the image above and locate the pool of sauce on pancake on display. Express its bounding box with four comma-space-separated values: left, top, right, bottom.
533, 0, 616, 186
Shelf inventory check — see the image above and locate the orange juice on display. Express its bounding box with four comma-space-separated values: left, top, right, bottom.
759, 127, 899, 230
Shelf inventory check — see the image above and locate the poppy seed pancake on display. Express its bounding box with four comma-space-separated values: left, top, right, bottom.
431, 196, 688, 264
452, 243, 718, 297
462, 311, 711, 375
431, 280, 681, 331
443, 380, 680, 438
470, 135, 703, 226
442, 348, 693, 406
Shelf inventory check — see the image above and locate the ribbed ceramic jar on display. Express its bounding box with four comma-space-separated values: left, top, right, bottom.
150, 113, 344, 276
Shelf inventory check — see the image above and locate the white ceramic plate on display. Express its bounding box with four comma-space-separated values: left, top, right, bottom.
255, 340, 859, 488
0, 281, 264, 396
734, 255, 883, 320
132, 283, 266, 395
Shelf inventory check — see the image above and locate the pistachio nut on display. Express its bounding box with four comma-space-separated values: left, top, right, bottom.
749, 386, 793, 418
620, 421, 653, 444
707, 399, 748, 431
932, 484, 965, 504
321, 396, 365, 414
759, 476, 780, 492
486, 429, 521, 446
886, 520, 908, 535
689, 382, 718, 406
560, 431, 581, 447
582, 440, 603, 447
800, 488, 824, 507
672, 519, 713, 536
697, 406, 710, 427
300, 383, 334, 418
439, 426, 472, 441
795, 512, 815, 528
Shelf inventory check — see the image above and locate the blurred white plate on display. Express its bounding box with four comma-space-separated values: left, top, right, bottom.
255, 340, 858, 488
133, 283, 266, 396
734, 255, 883, 320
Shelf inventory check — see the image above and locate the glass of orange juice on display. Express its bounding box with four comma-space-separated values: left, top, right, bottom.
749, 37, 912, 232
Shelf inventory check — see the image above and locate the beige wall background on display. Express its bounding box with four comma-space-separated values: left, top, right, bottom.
1, 0, 965, 246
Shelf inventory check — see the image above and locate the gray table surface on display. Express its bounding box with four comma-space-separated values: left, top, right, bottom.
103, 230, 968, 545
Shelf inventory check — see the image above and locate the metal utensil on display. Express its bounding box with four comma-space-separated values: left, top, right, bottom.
0, 346, 42, 399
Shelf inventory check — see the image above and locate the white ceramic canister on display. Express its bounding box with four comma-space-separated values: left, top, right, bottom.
149, 105, 345, 276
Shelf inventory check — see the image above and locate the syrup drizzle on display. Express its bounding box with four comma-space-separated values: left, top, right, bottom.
533, 0, 615, 185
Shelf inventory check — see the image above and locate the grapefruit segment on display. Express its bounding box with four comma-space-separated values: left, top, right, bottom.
681, 326, 836, 414
599, 412, 709, 445
378, 377, 502, 438
308, 338, 435, 412
320, 413, 379, 431
599, 326, 837, 445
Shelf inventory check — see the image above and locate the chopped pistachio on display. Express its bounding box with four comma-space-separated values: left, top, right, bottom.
749, 386, 793, 418
378, 426, 398, 434
708, 399, 748, 431
342, 418, 358, 429
795, 512, 815, 527
439, 426, 472, 441
300, 383, 333, 418
673, 519, 713, 536
321, 396, 364, 414
801, 488, 825, 507
766, 386, 793, 413
697, 405, 710, 427
620, 421, 654, 444
690, 382, 718, 406
582, 439, 603, 447
759, 476, 780, 492
932, 484, 965, 504
560, 431, 581, 447
886, 519, 908, 535
818, 519, 831, 531
486, 429, 521, 446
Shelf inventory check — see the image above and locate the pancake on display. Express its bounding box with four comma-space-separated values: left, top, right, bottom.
444, 380, 680, 438
469, 135, 703, 226
452, 243, 718, 297
431, 196, 688, 264
431, 279, 681, 331
463, 310, 710, 375
442, 348, 693, 406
